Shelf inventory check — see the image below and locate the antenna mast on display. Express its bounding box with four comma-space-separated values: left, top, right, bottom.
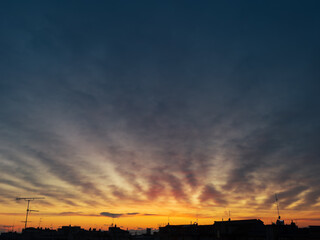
275, 194, 280, 220
16, 197, 44, 229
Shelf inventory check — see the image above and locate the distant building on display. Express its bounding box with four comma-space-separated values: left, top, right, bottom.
213, 219, 265, 240
0, 225, 130, 240
1, 220, 320, 240
159, 223, 214, 240
265, 221, 320, 240
108, 225, 130, 240
131, 228, 155, 240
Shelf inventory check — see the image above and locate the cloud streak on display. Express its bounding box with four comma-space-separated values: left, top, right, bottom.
100, 212, 142, 218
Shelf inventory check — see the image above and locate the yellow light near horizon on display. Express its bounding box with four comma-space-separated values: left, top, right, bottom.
1, 209, 320, 231
1, 192, 320, 231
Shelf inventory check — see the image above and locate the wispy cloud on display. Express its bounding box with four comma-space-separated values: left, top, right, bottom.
100, 212, 140, 218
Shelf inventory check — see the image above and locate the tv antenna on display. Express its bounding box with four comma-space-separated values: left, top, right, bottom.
274, 194, 285, 225
16, 197, 45, 229
38, 218, 42, 228
275, 194, 280, 220
11, 218, 15, 232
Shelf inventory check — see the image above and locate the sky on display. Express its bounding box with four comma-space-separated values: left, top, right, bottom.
0, 0, 320, 232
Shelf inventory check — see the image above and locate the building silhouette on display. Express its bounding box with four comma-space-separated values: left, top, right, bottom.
1, 219, 320, 240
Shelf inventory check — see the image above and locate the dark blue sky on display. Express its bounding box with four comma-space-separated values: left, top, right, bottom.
0, 1, 320, 225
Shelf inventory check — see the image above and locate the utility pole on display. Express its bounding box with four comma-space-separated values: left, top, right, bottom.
16, 197, 44, 229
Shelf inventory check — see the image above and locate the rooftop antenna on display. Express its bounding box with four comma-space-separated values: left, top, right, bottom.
275, 194, 285, 225
38, 218, 42, 228
12, 218, 15, 232
275, 194, 280, 220
16, 197, 45, 229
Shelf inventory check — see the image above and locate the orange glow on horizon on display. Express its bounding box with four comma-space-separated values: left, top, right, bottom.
1, 202, 320, 232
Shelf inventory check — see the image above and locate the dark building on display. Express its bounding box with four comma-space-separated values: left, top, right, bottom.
0, 225, 130, 240
158, 223, 215, 240
266, 222, 320, 240
131, 228, 155, 240
309, 226, 320, 240
1, 220, 320, 240
108, 226, 130, 240
158, 220, 266, 240
213, 219, 266, 240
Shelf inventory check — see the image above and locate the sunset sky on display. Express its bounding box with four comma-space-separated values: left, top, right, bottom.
1, 1, 320, 232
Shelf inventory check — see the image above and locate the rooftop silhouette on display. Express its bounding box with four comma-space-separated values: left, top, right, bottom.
1, 218, 320, 240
